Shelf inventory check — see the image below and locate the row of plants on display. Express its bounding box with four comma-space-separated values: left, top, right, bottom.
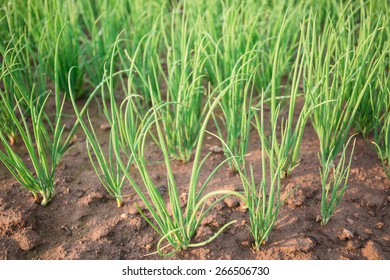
0, 0, 389, 254
2, 0, 379, 150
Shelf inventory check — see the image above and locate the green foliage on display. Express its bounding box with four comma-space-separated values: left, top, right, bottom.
0, 0, 389, 256
320, 137, 356, 225
0, 89, 66, 206
114, 78, 247, 256
222, 96, 284, 250
303, 6, 388, 166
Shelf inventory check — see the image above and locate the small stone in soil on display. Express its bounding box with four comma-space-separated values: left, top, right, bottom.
145, 244, 153, 251
200, 213, 225, 228
237, 205, 248, 213
99, 123, 111, 131
282, 183, 305, 208
63, 176, 73, 183
128, 204, 139, 215
278, 236, 315, 253
129, 217, 145, 231
315, 215, 322, 223
363, 228, 373, 235
346, 218, 354, 225
14, 229, 42, 250
346, 240, 362, 250
361, 241, 384, 260
69, 135, 79, 146
214, 201, 225, 211
360, 194, 384, 216
209, 145, 224, 153
337, 228, 354, 241
224, 196, 240, 208
157, 185, 166, 195
383, 235, 390, 242
75, 190, 85, 198
375, 222, 384, 229
195, 226, 213, 241
120, 213, 128, 220
357, 229, 371, 241
180, 193, 188, 207
61, 226, 72, 237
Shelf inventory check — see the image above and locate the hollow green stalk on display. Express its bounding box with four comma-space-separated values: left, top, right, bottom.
320, 137, 356, 225
113, 76, 247, 256
0, 88, 66, 205
219, 94, 284, 250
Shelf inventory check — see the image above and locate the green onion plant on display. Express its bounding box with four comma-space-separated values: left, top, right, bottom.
221, 96, 284, 250
303, 8, 388, 167
0, 88, 66, 205
373, 103, 390, 179
114, 78, 247, 256
69, 35, 141, 207
211, 53, 257, 171
200, 1, 260, 171
320, 137, 356, 225
146, 10, 206, 162
0, 34, 89, 205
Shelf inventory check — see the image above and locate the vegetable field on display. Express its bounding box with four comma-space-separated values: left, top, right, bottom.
0, 0, 389, 260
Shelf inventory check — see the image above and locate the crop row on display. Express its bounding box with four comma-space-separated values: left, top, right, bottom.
0, 0, 389, 255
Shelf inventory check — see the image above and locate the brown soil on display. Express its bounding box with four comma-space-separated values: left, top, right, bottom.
0, 99, 389, 260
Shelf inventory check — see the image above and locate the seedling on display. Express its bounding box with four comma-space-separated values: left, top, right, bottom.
320, 137, 356, 225
114, 78, 247, 256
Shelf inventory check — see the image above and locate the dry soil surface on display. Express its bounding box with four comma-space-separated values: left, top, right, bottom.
1, 99, 389, 260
